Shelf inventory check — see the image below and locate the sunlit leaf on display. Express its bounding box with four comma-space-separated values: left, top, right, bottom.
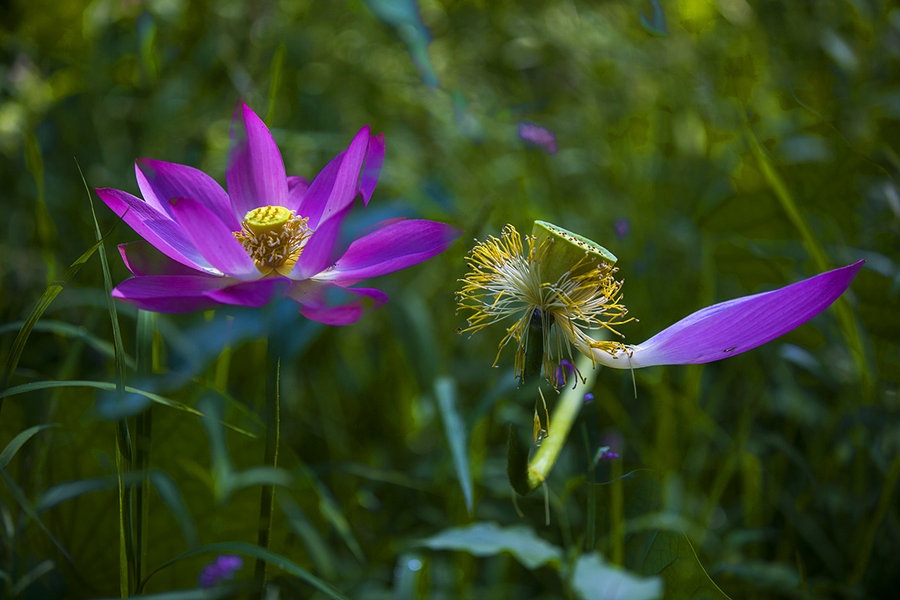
573, 552, 663, 600
419, 522, 562, 570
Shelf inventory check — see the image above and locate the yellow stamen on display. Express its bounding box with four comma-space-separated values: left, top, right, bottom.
457, 224, 636, 382
234, 206, 312, 277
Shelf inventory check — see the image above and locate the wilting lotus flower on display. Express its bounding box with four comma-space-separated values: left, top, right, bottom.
97, 101, 461, 324
457, 221, 863, 379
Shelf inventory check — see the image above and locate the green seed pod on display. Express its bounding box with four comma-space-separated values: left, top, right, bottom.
531, 220, 617, 284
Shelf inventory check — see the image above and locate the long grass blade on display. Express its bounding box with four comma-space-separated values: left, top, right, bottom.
143, 542, 349, 600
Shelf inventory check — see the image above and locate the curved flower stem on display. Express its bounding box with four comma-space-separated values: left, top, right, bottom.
525, 354, 597, 491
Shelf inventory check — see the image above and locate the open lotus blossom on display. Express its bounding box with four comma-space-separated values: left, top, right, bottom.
97, 101, 461, 325
457, 221, 863, 380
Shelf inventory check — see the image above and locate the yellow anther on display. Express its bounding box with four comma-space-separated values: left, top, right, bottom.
234, 205, 312, 277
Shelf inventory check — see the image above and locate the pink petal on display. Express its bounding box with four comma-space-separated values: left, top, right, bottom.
288, 205, 353, 279
205, 278, 289, 307
112, 275, 229, 313
589, 261, 864, 369
226, 101, 288, 217
167, 196, 259, 279
135, 159, 238, 229
118, 241, 204, 276
318, 220, 462, 285
284, 175, 309, 212
359, 133, 385, 206
289, 283, 389, 325
96, 187, 217, 275
297, 127, 371, 228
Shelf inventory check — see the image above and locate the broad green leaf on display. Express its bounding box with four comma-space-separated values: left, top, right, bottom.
573, 553, 663, 600
419, 522, 562, 570
635, 530, 730, 600
434, 376, 473, 513
142, 542, 349, 600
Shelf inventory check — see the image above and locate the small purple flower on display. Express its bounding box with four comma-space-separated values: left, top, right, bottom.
199, 554, 243, 588
614, 217, 630, 240
517, 122, 558, 154
583, 392, 595, 404
97, 101, 462, 324
594, 445, 620, 462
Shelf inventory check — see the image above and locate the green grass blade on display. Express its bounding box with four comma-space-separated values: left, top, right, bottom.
0, 468, 74, 564
434, 376, 473, 513
0, 424, 59, 469
1, 234, 109, 394
0, 380, 256, 438
142, 542, 350, 600
0, 320, 136, 369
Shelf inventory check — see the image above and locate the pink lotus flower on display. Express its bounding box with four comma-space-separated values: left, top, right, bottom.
97, 101, 462, 324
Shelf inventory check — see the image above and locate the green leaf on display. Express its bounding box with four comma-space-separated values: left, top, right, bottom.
0, 424, 59, 469
434, 376, 473, 513
142, 542, 349, 600
635, 531, 731, 600
572, 553, 663, 600
419, 522, 562, 570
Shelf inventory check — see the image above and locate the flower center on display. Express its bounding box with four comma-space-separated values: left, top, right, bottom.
234, 205, 312, 277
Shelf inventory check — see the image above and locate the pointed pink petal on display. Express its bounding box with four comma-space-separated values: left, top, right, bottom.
297, 127, 371, 228
118, 241, 204, 276
318, 220, 462, 285
112, 275, 229, 313
289, 205, 353, 279
289, 283, 388, 325
135, 159, 238, 229
96, 187, 217, 274
284, 176, 309, 212
359, 133, 385, 206
167, 196, 258, 279
591, 261, 864, 369
205, 278, 289, 307
226, 101, 288, 216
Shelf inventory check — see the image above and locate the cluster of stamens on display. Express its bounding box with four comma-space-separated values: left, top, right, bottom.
233, 205, 312, 277
457, 224, 634, 383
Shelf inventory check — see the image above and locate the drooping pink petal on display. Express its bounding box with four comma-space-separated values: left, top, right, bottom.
288, 204, 353, 279
317, 220, 463, 285
584, 261, 864, 369
135, 159, 238, 229
359, 133, 385, 206
226, 101, 288, 217
118, 241, 204, 277
112, 275, 230, 313
205, 278, 289, 307
289, 283, 389, 325
283, 175, 309, 212
167, 196, 259, 279
96, 187, 218, 275
297, 127, 371, 228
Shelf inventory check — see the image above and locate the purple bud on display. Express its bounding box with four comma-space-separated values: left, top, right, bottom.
199, 554, 243, 588
583, 392, 595, 404
518, 122, 558, 154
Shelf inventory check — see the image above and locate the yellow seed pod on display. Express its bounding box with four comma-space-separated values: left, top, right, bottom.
243, 206, 294, 235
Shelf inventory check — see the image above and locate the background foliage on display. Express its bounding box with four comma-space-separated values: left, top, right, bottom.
2, 0, 898, 598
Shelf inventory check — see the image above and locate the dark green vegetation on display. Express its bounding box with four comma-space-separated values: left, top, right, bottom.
2, 1, 898, 598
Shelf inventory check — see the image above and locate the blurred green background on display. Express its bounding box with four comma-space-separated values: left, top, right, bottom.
2, 0, 898, 598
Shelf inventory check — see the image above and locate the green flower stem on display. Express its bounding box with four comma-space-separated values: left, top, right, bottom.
255, 340, 281, 596
134, 309, 157, 589
525, 354, 597, 491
